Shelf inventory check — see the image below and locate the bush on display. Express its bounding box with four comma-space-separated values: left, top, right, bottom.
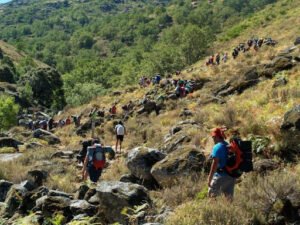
0, 95, 19, 131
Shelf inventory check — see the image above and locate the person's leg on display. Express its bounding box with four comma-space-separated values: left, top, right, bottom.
222, 175, 235, 201
208, 175, 223, 198
115, 137, 119, 153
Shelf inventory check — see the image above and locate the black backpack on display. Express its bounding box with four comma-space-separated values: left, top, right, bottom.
225, 139, 253, 178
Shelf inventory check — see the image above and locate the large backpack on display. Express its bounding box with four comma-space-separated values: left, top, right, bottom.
225, 139, 253, 178
92, 146, 106, 170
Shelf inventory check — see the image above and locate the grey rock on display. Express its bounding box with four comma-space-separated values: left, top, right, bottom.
33, 129, 60, 145
35, 195, 71, 216
294, 37, 300, 45
74, 184, 89, 200
70, 200, 97, 216
273, 77, 288, 88
151, 146, 206, 187
127, 147, 166, 180
253, 159, 279, 173
0, 180, 13, 202
88, 181, 150, 224
0, 137, 23, 149
48, 190, 72, 199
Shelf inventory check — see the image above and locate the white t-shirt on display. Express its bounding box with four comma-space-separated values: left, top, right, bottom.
115, 124, 125, 135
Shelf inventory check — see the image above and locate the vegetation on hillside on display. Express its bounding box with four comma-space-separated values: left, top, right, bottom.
0, 0, 278, 105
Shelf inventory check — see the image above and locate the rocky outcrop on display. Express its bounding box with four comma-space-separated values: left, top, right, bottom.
76, 118, 103, 135
137, 100, 159, 115
88, 181, 150, 224
280, 105, 300, 157
253, 159, 279, 173
151, 146, 206, 187
0, 137, 23, 149
0, 180, 13, 202
70, 200, 97, 216
127, 147, 166, 180
33, 129, 60, 145
294, 37, 300, 46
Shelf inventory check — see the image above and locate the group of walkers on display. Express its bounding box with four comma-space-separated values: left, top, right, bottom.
206, 37, 277, 65
139, 74, 161, 87
174, 79, 194, 98
232, 37, 277, 59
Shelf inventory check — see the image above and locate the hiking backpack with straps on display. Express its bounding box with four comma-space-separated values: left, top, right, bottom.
225, 138, 253, 178
92, 145, 106, 170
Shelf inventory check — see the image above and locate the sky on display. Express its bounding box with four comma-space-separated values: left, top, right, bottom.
0, 0, 11, 4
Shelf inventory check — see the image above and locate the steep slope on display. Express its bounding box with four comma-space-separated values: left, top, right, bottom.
0, 0, 299, 224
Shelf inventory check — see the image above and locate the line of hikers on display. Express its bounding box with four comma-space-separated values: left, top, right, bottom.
206, 37, 277, 65
139, 74, 161, 87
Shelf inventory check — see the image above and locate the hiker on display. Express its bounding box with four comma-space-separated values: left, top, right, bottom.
216, 53, 220, 65
208, 127, 236, 199
222, 52, 228, 63
232, 48, 238, 59
258, 38, 264, 48
115, 121, 126, 154
109, 104, 117, 117
247, 39, 253, 48
175, 80, 186, 98
66, 117, 71, 125
82, 138, 115, 182
155, 74, 161, 84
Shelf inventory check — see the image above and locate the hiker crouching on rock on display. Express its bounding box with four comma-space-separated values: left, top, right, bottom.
82, 138, 115, 183
208, 128, 235, 199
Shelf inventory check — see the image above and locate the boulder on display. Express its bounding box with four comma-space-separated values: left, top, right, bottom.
151, 146, 206, 187
2, 184, 28, 217
51, 151, 74, 159
0, 137, 23, 149
27, 170, 47, 187
48, 190, 72, 199
120, 174, 160, 190
70, 200, 97, 216
0, 180, 13, 202
294, 37, 300, 45
253, 159, 279, 173
19, 186, 49, 214
262, 56, 294, 78
33, 129, 60, 145
179, 108, 193, 117
76, 118, 103, 135
126, 147, 166, 180
35, 195, 71, 217
137, 100, 158, 115
163, 133, 191, 153
88, 181, 150, 224
280, 105, 300, 157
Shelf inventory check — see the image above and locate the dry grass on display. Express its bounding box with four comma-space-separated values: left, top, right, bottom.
166, 168, 300, 225
101, 157, 129, 181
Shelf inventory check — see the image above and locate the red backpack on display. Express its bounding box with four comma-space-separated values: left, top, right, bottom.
92, 146, 106, 170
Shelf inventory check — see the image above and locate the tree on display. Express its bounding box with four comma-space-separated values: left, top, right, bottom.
0, 95, 19, 131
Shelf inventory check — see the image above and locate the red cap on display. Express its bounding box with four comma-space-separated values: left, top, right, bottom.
211, 128, 226, 139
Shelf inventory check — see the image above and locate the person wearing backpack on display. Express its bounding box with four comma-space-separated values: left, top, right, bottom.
82, 138, 115, 183
115, 121, 126, 154
208, 127, 236, 199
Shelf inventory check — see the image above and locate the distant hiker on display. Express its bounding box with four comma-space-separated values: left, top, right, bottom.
48, 117, 54, 130
232, 48, 238, 59
216, 53, 221, 65
222, 53, 228, 63
175, 80, 186, 98
82, 138, 115, 182
66, 117, 71, 125
39, 120, 47, 130
155, 74, 161, 84
258, 38, 264, 48
109, 104, 117, 117
115, 121, 126, 154
247, 39, 253, 48
208, 127, 235, 199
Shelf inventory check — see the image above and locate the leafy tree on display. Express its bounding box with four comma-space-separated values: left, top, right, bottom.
0, 95, 19, 131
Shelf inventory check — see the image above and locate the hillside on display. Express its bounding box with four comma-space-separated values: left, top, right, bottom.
0, 0, 300, 224
0, 0, 279, 105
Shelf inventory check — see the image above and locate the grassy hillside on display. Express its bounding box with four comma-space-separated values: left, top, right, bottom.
0, 0, 299, 224
0, 0, 279, 105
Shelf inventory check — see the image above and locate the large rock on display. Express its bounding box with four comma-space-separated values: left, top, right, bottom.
76, 118, 103, 135
88, 181, 150, 224
253, 159, 279, 173
27, 170, 48, 187
120, 174, 160, 190
35, 195, 71, 217
151, 146, 206, 187
163, 133, 192, 153
0, 180, 13, 202
33, 129, 60, 145
126, 147, 166, 180
70, 200, 97, 216
137, 100, 158, 115
0, 137, 23, 149
2, 184, 28, 217
262, 56, 294, 78
19, 186, 49, 214
280, 105, 300, 156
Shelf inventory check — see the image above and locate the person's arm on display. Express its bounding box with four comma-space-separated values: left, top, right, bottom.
208, 157, 219, 187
